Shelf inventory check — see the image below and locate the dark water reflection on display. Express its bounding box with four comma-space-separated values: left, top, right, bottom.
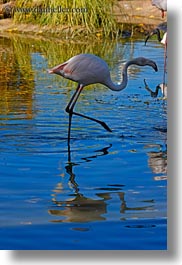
0, 34, 167, 250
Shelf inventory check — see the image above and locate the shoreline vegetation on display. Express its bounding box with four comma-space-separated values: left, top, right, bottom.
0, 0, 167, 40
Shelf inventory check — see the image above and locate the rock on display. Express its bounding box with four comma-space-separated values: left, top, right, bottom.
0, 1, 15, 19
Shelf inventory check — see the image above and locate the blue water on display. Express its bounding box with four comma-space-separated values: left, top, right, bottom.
0, 35, 167, 250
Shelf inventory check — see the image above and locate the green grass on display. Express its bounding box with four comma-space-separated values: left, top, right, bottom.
13, 0, 118, 38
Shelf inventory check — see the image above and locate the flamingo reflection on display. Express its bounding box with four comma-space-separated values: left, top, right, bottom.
147, 149, 167, 180
143, 79, 167, 99
49, 144, 112, 223
48, 145, 154, 223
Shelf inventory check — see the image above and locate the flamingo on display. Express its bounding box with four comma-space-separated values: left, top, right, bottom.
160, 31, 167, 84
144, 22, 167, 46
145, 22, 167, 86
48, 54, 158, 140
151, 0, 167, 18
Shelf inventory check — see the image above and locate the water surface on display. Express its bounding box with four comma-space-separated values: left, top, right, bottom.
0, 34, 167, 250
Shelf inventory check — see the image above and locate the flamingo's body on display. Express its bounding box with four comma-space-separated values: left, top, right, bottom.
152, 0, 167, 18
161, 31, 167, 45
48, 54, 158, 141
157, 83, 167, 98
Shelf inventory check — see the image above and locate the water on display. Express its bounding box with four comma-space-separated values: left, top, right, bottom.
0, 34, 167, 250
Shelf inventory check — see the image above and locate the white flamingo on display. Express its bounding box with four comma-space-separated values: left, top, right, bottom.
48, 54, 158, 139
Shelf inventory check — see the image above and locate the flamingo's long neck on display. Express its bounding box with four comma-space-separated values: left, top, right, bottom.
104, 62, 130, 92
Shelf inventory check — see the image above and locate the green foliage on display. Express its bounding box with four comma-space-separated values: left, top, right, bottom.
14, 0, 117, 37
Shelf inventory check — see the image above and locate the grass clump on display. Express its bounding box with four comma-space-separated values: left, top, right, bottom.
13, 0, 118, 38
